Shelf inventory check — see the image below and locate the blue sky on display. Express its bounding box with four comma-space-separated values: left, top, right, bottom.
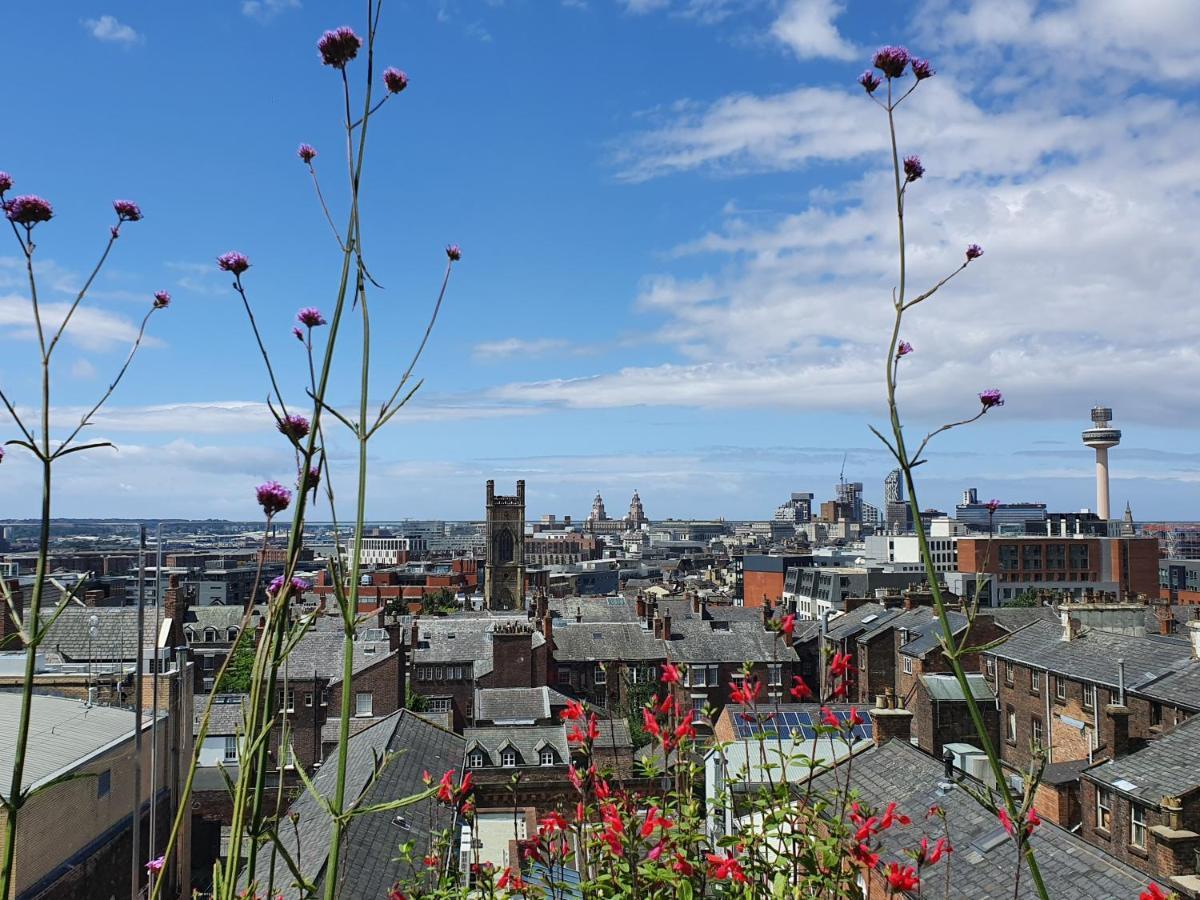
1, 0, 1198, 521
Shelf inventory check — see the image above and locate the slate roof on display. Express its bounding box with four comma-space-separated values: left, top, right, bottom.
193, 694, 248, 737
464, 724, 570, 766
668, 619, 799, 664
36, 606, 162, 662
553, 622, 664, 662
252, 710, 464, 900
549, 597, 637, 623
185, 606, 248, 630
476, 686, 552, 723
1132, 660, 1200, 711
986, 621, 1193, 691
810, 739, 1169, 898
413, 617, 546, 678
823, 604, 899, 643
0, 692, 159, 799
987, 605, 1060, 632
920, 673, 995, 703
591, 718, 633, 750
899, 610, 969, 659
284, 629, 398, 684
1084, 715, 1200, 804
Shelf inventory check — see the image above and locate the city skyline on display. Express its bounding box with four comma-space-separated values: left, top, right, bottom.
1, 2, 1197, 520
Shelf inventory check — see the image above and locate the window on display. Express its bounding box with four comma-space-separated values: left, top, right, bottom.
767, 664, 782, 686
304, 692, 313, 708
1004, 661, 1014, 686
540, 749, 556, 766
903, 655, 913, 675
429, 698, 452, 713
97, 769, 111, 799
224, 736, 238, 762
286, 688, 296, 712
435, 666, 444, 681
691, 666, 707, 688
1031, 716, 1044, 748
1096, 787, 1112, 831
594, 665, 607, 685
1130, 803, 1147, 849
1030, 670, 1041, 693
280, 742, 294, 769
1055, 677, 1067, 702
204, 627, 218, 642
468, 751, 484, 768
557, 669, 571, 686
355, 692, 374, 717
1069, 543, 1089, 570
691, 695, 706, 714
501, 749, 517, 767
227, 626, 239, 641
1082, 683, 1096, 710
321, 688, 329, 707
1006, 706, 1017, 744
985, 657, 996, 677
1150, 703, 1163, 728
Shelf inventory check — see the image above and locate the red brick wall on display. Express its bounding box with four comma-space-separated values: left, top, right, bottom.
742, 570, 784, 608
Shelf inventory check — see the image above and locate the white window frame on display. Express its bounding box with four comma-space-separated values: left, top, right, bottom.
1083, 683, 1096, 710
691, 666, 707, 688
903, 655, 913, 675
985, 657, 996, 677
540, 749, 556, 766
501, 749, 517, 768
224, 736, 238, 762
1030, 670, 1041, 692
1055, 676, 1067, 701
1031, 716, 1043, 748
468, 751, 484, 768
593, 665, 607, 685
429, 698, 452, 713
767, 663, 782, 687
355, 691, 374, 718
1130, 803, 1146, 849
1007, 708, 1017, 743
1004, 660, 1014, 684
1096, 787, 1112, 831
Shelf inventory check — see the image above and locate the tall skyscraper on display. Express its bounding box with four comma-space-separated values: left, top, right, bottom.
1082, 406, 1121, 520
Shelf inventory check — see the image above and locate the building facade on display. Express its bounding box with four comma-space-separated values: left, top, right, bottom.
485, 480, 526, 611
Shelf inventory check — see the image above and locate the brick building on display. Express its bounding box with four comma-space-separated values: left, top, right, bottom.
742, 554, 810, 608
957, 534, 1160, 605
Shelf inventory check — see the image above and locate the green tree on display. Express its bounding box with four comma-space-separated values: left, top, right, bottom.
215, 628, 256, 694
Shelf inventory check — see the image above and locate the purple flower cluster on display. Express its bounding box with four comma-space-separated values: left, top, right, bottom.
858, 70, 881, 94
255, 480, 292, 517
985, 498, 1001, 513
383, 67, 409, 94
268, 575, 312, 596
446, 244, 462, 262
217, 251, 250, 275
903, 155, 924, 182
292, 326, 305, 342
873, 45, 910, 79
278, 414, 311, 441
297, 307, 326, 328
911, 57, 935, 80
965, 243, 984, 260
299, 466, 321, 493
153, 290, 171, 309
0, 172, 12, 194
113, 200, 143, 222
298, 144, 318, 164
318, 26, 362, 68
4, 195, 53, 227
979, 389, 1004, 409
896, 341, 913, 357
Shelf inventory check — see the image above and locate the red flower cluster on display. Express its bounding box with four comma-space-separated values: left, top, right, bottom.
998, 806, 1040, 838
887, 863, 919, 891
706, 851, 747, 884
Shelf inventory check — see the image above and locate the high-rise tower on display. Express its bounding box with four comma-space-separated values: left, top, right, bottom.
1082, 407, 1121, 520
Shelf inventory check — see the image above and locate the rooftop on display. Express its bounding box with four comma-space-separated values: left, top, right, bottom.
1085, 716, 1200, 804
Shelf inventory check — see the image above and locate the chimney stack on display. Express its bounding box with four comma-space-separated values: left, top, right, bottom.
635, 593, 647, 619
84, 589, 105, 607
1101, 702, 1131, 759
662, 609, 672, 640
1060, 609, 1077, 642
410, 616, 420, 652
653, 614, 664, 640
1189, 621, 1200, 661
871, 705, 913, 747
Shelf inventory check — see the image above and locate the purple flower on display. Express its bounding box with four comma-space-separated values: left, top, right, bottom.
297, 307, 326, 328
979, 389, 1004, 409
897, 341, 913, 357
153, 290, 171, 309
446, 244, 462, 262
217, 252, 250, 275
966, 243, 984, 261
318, 26, 362, 69
255, 481, 292, 517
146, 856, 164, 874
298, 144, 318, 164
4, 195, 53, 227
985, 499, 1001, 513
278, 414, 311, 441
0, 173, 12, 194
383, 67, 409, 94
911, 57, 935, 80
903, 155, 924, 181
858, 70, 881, 94
292, 326, 305, 342
113, 200, 142, 222
299, 466, 321, 493
873, 45, 910, 79
268, 575, 312, 596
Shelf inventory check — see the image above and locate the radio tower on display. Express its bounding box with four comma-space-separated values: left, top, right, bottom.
1082, 406, 1121, 520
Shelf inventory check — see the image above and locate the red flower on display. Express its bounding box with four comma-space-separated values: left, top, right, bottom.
639, 806, 674, 839
880, 802, 911, 829
539, 811, 568, 835
779, 613, 795, 636
671, 853, 695, 877
918, 836, 951, 867
661, 662, 681, 684
561, 700, 585, 721
789, 675, 813, 701
851, 842, 880, 868
1140, 884, 1169, 900
821, 707, 840, 728
706, 852, 747, 883
497, 867, 526, 891
729, 677, 763, 707
887, 863, 919, 891
642, 707, 661, 738
674, 710, 696, 743
830, 651, 855, 677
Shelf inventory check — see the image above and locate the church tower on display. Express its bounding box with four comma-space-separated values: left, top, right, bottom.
627, 490, 647, 528
485, 480, 525, 611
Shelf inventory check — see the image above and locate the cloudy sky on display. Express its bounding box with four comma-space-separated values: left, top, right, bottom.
1, 0, 1197, 521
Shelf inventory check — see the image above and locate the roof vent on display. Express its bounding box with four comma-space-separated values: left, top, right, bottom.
392, 815, 411, 830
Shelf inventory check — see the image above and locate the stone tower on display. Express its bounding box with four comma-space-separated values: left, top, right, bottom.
627, 490, 647, 528
485, 480, 525, 611
589, 491, 608, 524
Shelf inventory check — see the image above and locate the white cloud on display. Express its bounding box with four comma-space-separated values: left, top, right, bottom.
0, 295, 161, 352
770, 0, 856, 60
472, 337, 571, 361
80, 15, 142, 46
241, 0, 301, 22
70, 359, 97, 380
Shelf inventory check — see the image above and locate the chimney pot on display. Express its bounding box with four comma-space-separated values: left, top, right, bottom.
943, 747, 955, 779
1188, 621, 1200, 660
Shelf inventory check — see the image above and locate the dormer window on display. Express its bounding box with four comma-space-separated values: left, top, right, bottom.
540, 748, 556, 766
501, 749, 517, 768
468, 751, 484, 768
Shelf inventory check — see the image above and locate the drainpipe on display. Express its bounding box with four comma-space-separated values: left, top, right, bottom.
1044, 671, 1053, 764
1117, 659, 1126, 706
